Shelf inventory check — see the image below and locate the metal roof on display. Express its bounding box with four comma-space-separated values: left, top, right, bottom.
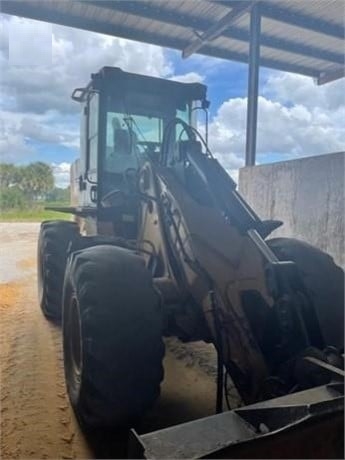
1, 0, 344, 83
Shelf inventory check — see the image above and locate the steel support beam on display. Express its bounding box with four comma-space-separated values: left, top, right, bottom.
245, 4, 261, 167
182, 1, 254, 59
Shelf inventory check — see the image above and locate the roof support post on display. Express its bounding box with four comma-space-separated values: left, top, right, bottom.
245, 3, 261, 167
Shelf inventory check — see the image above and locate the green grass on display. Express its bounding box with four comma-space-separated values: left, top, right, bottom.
0, 204, 72, 222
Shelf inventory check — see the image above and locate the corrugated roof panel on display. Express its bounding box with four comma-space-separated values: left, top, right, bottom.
230, 13, 251, 30
321, 61, 345, 73
121, 13, 137, 29
261, 46, 337, 70
260, 17, 344, 54
119, 16, 193, 42
281, 0, 344, 26
166, 0, 226, 21
1, 0, 344, 82
212, 37, 339, 75
212, 35, 249, 55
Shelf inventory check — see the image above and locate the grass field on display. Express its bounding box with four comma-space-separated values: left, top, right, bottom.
0, 203, 71, 222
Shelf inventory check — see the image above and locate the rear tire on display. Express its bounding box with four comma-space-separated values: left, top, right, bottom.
267, 237, 344, 350
62, 245, 164, 429
37, 220, 79, 320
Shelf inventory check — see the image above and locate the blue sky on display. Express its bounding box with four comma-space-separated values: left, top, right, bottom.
0, 15, 344, 187
168, 50, 249, 106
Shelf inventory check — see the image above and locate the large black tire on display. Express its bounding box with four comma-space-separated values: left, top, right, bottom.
62, 245, 165, 429
267, 237, 344, 351
37, 220, 79, 320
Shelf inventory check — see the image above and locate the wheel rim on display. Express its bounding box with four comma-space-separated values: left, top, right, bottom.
65, 295, 83, 399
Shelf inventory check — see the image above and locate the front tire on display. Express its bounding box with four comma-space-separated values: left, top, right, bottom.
37, 220, 79, 320
62, 245, 165, 429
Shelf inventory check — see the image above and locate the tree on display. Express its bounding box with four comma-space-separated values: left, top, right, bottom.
46, 186, 70, 203
0, 163, 18, 188
0, 162, 55, 205
0, 187, 26, 209
20, 162, 54, 200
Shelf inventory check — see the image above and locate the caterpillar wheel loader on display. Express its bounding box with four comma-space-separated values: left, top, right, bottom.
38, 67, 344, 458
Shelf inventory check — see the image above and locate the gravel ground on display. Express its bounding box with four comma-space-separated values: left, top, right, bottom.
0, 222, 238, 459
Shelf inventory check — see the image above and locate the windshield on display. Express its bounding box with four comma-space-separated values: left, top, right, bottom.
104, 93, 192, 174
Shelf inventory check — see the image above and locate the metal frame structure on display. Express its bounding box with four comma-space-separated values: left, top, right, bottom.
1, 0, 344, 166
245, 3, 261, 167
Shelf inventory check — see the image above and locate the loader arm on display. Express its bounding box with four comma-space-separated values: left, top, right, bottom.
138, 119, 342, 404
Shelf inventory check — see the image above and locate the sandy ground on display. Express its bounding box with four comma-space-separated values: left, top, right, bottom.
0, 223, 238, 459
0, 223, 91, 459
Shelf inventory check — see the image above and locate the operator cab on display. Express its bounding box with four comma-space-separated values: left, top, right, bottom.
71, 67, 207, 229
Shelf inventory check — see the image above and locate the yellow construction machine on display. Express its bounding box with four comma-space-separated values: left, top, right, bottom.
38, 67, 344, 458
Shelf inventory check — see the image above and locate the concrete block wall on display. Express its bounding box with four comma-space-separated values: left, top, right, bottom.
239, 152, 344, 269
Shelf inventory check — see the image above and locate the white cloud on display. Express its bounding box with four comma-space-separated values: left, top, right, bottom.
263, 72, 345, 112
1, 16, 172, 115
0, 110, 34, 161
206, 72, 345, 181
52, 162, 71, 188
9, 17, 52, 66
0, 15, 172, 163
170, 72, 205, 83
0, 109, 80, 164
20, 117, 62, 144
0, 130, 34, 162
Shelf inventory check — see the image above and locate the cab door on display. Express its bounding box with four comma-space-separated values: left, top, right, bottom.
78, 91, 99, 208
84, 92, 99, 206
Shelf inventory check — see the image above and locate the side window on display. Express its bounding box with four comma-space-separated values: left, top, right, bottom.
88, 93, 99, 171
176, 107, 189, 141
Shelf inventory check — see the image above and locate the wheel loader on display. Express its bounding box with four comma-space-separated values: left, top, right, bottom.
38, 67, 344, 458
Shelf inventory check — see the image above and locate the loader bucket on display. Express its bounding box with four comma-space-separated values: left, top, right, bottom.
129, 383, 344, 459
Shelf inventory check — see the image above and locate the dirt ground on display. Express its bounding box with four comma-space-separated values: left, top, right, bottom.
0, 222, 239, 459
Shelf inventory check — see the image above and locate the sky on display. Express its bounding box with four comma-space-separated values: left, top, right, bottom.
0, 14, 344, 188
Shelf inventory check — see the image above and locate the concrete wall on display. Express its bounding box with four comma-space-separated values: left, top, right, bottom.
239, 152, 344, 269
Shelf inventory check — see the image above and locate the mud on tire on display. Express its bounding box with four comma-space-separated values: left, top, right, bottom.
62, 244, 165, 429
37, 220, 79, 321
